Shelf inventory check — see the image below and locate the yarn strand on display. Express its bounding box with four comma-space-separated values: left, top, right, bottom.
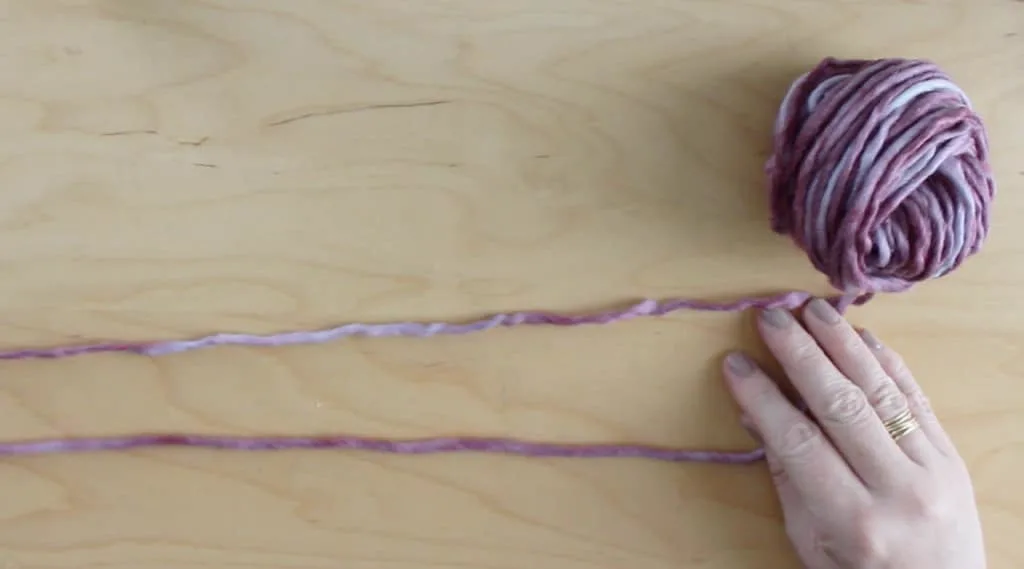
0, 291, 829, 462
0, 290, 859, 361
0, 433, 766, 463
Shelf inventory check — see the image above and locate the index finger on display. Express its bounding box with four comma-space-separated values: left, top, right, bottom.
722, 352, 868, 509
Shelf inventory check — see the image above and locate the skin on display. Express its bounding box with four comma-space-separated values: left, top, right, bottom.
722, 298, 986, 569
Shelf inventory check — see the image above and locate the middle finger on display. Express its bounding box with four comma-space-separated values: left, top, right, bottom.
757, 306, 911, 485
800, 299, 936, 466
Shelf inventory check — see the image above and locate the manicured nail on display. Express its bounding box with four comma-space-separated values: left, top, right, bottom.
859, 328, 883, 350
808, 297, 840, 324
760, 308, 793, 328
725, 352, 756, 377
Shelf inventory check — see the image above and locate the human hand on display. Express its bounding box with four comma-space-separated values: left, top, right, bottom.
721, 299, 986, 569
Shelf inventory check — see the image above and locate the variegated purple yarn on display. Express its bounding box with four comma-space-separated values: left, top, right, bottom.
0, 434, 766, 463
767, 57, 995, 303
0, 57, 994, 463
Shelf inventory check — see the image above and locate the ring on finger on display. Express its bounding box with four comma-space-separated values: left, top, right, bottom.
882, 408, 920, 442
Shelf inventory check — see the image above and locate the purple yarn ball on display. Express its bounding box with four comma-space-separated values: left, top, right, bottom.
766, 57, 996, 296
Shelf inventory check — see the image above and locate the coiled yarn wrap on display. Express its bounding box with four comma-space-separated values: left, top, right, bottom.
766, 58, 995, 299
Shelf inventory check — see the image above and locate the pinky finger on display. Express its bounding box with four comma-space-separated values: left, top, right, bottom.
859, 329, 958, 457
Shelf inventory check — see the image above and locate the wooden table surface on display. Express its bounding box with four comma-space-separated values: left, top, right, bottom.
0, 1, 1020, 567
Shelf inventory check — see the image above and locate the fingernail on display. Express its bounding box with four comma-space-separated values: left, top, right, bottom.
725, 352, 756, 377
808, 297, 840, 324
739, 415, 763, 444
760, 308, 793, 328
859, 328, 883, 350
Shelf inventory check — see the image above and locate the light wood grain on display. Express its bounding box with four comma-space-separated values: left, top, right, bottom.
0, 0, 1020, 567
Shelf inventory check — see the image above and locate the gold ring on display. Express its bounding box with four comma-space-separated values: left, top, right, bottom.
883, 408, 920, 442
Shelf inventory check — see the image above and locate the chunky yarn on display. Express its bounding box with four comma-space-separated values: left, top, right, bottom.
0, 57, 995, 462
767, 57, 995, 306
0, 434, 766, 463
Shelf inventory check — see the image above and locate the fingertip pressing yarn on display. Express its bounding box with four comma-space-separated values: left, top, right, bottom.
0, 57, 996, 462
767, 57, 995, 301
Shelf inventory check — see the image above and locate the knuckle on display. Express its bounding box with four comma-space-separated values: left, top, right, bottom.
788, 339, 823, 369
742, 380, 781, 412
905, 388, 934, 416
883, 352, 912, 377
882, 352, 920, 387
817, 510, 888, 567
767, 460, 788, 486
839, 335, 866, 356
904, 483, 950, 520
866, 381, 908, 417
850, 513, 890, 565
775, 420, 821, 459
821, 385, 872, 425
